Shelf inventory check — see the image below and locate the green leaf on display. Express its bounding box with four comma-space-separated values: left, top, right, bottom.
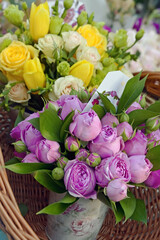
60, 111, 74, 142
68, 45, 79, 59
128, 109, 159, 128
98, 92, 116, 114
14, 109, 25, 127
19, 203, 28, 217
92, 104, 106, 119
130, 199, 147, 224
0, 71, 8, 84
147, 101, 160, 113
117, 72, 147, 113
34, 170, 66, 193
111, 201, 124, 224
37, 192, 77, 215
97, 192, 111, 207
29, 118, 40, 131
5, 163, 53, 174
146, 145, 160, 171
120, 192, 136, 222
40, 105, 63, 142
5, 157, 20, 166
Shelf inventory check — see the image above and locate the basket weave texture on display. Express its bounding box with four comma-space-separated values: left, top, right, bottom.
0, 71, 160, 240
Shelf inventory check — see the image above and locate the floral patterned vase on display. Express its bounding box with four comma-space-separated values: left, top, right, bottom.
46, 192, 109, 240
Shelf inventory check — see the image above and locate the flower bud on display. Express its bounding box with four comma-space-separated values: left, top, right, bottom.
65, 136, 80, 152
49, 16, 63, 35
116, 58, 125, 66
78, 89, 90, 103
102, 57, 115, 67
136, 29, 144, 41
57, 61, 70, 76
107, 179, 128, 202
60, 23, 73, 33
22, 2, 28, 11
139, 94, 146, 108
12, 141, 27, 153
4, 5, 24, 27
147, 141, 155, 151
146, 118, 160, 133
75, 148, 89, 161
52, 167, 64, 180
57, 157, 69, 169
119, 112, 129, 123
86, 153, 101, 167
77, 11, 88, 26
114, 29, 127, 48
64, 0, 74, 9
0, 39, 12, 53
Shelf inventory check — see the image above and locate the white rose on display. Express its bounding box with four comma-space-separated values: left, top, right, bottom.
76, 46, 103, 70
49, 75, 84, 100
35, 34, 64, 60
0, 33, 17, 45
62, 31, 87, 52
8, 83, 31, 103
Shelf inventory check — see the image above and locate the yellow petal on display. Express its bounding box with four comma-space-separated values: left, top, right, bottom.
23, 72, 45, 90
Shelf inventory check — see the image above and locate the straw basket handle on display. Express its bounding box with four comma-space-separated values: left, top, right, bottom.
0, 147, 40, 240
133, 71, 160, 97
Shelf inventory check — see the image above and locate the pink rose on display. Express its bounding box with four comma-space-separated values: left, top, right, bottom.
69, 109, 102, 141
117, 122, 133, 140
145, 170, 160, 188
89, 125, 123, 158
126, 102, 142, 114
107, 179, 128, 202
129, 155, 153, 183
124, 130, 147, 156
101, 113, 119, 127
95, 152, 131, 187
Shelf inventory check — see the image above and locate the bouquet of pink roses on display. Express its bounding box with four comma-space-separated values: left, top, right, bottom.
6, 72, 160, 224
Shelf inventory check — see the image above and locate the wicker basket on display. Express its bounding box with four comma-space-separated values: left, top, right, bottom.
0, 71, 160, 240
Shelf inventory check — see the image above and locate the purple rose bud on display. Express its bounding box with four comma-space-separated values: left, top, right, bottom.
147, 129, 160, 148
146, 118, 160, 133
89, 125, 123, 158
133, 18, 143, 31
126, 102, 142, 114
75, 148, 89, 161
21, 125, 44, 153
57, 157, 69, 169
52, 167, 64, 180
22, 153, 40, 163
129, 155, 153, 183
107, 179, 128, 202
101, 113, 119, 127
12, 141, 27, 153
64, 159, 97, 199
57, 95, 86, 120
139, 94, 146, 108
145, 170, 160, 188
65, 136, 80, 152
95, 152, 131, 187
86, 153, 101, 167
124, 130, 147, 156
117, 122, 133, 141
35, 139, 60, 163
14, 151, 26, 159
69, 109, 102, 141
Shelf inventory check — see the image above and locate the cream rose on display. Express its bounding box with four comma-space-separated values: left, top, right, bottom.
62, 31, 87, 52
8, 83, 31, 103
0, 33, 17, 45
35, 34, 64, 61
76, 46, 103, 70
49, 75, 84, 100
0, 41, 38, 81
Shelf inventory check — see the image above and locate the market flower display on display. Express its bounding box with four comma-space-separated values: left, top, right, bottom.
0, 0, 143, 112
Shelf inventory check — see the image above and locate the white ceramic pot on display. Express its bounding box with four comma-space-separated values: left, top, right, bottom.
46, 192, 109, 240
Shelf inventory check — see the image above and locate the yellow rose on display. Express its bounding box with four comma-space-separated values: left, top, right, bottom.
77, 24, 107, 55
69, 60, 94, 87
23, 57, 46, 92
0, 41, 38, 81
30, 2, 50, 42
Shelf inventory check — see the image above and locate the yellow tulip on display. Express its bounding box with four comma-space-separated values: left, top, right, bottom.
30, 2, 50, 42
69, 60, 94, 87
23, 57, 46, 91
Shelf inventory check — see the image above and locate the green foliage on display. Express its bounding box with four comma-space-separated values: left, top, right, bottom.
146, 145, 160, 171
98, 92, 116, 114
92, 104, 106, 119
5, 163, 53, 174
